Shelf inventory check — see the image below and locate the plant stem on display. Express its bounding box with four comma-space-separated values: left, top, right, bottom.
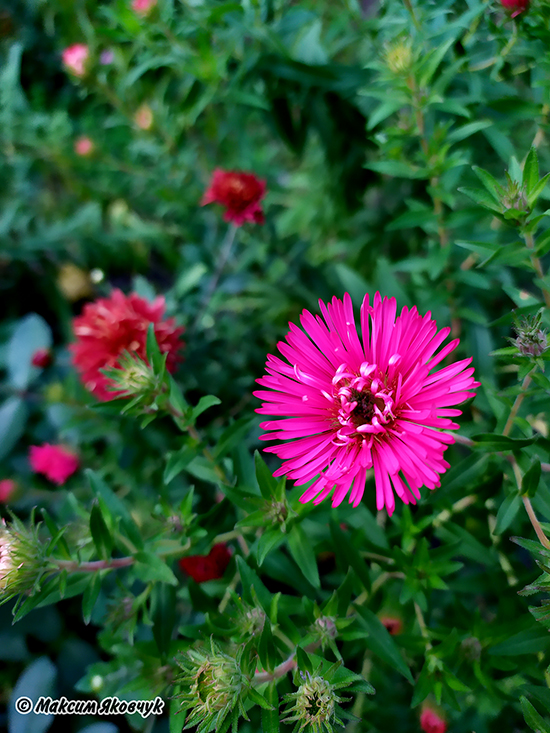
56, 557, 134, 572
253, 640, 322, 684
503, 371, 534, 437
414, 601, 432, 650
402, 0, 421, 31
511, 457, 550, 549
192, 224, 238, 331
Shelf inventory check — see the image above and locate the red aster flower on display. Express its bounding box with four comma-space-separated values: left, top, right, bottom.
178, 544, 232, 583
500, 0, 529, 16
254, 292, 479, 516
29, 444, 79, 485
420, 707, 447, 733
31, 348, 52, 368
380, 614, 403, 635
0, 480, 16, 503
70, 289, 184, 400
201, 168, 266, 225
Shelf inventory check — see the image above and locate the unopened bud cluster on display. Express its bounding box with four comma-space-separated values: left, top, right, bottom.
384, 39, 413, 75
103, 351, 159, 400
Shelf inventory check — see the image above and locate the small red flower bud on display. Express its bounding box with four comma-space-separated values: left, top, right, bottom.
202, 169, 266, 226
500, 0, 529, 17
31, 348, 52, 368
179, 544, 232, 583
0, 479, 16, 503
420, 707, 447, 733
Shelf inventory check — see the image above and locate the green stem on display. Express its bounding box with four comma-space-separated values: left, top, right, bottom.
524, 231, 550, 309
502, 371, 534, 437
192, 224, 238, 331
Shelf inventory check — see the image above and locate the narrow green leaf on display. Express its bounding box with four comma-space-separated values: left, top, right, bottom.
236, 556, 272, 612
164, 445, 195, 484
151, 582, 177, 657
521, 695, 550, 733
287, 524, 320, 588
261, 682, 280, 733
471, 433, 537, 451
523, 460, 542, 498
353, 606, 414, 684
191, 395, 221, 421
213, 417, 254, 459
86, 469, 143, 550
472, 166, 504, 201
528, 172, 550, 208
89, 503, 114, 560
255, 451, 278, 500
82, 573, 101, 625
458, 187, 502, 212
248, 687, 274, 711
256, 528, 286, 566
134, 552, 178, 585
493, 493, 521, 535
330, 520, 371, 591
523, 148, 540, 196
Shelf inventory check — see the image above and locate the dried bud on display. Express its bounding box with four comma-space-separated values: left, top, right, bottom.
282, 671, 346, 732
461, 636, 482, 661
174, 640, 246, 731
512, 312, 548, 358
384, 39, 413, 75
0, 517, 47, 598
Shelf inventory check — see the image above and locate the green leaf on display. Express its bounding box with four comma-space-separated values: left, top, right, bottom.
255, 451, 278, 500
458, 187, 502, 212
523, 459, 542, 498
236, 556, 272, 613
86, 469, 143, 550
447, 120, 493, 144
330, 520, 371, 591
365, 160, 424, 178
89, 503, 114, 560
213, 417, 254, 459
82, 573, 101, 625
255, 528, 286, 566
353, 606, 414, 684
191, 395, 221, 421
521, 696, 550, 733
0, 397, 28, 462
528, 172, 550, 208
164, 445, 196, 485
493, 492, 522, 535
287, 524, 320, 588
248, 686, 275, 711
261, 682, 280, 733
134, 552, 178, 585
471, 433, 537, 451
151, 582, 177, 657
523, 148, 540, 197
295, 645, 313, 674
472, 167, 505, 202
490, 627, 550, 655
185, 457, 223, 485
145, 322, 164, 373
8, 656, 57, 733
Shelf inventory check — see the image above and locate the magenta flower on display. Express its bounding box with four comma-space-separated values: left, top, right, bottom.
29, 444, 79, 485
254, 293, 479, 516
62, 44, 89, 77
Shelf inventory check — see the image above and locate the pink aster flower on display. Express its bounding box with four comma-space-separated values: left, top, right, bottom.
254, 292, 479, 516
132, 0, 157, 15
62, 44, 89, 77
70, 289, 184, 400
0, 480, 16, 503
29, 444, 79, 485
201, 169, 266, 226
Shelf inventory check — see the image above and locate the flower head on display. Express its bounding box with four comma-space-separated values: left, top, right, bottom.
384, 39, 413, 75
31, 348, 52, 368
179, 543, 231, 583
282, 671, 346, 733
62, 44, 89, 77
500, 0, 529, 17
513, 311, 548, 358
420, 706, 447, 733
132, 0, 157, 15
29, 444, 79, 485
70, 289, 184, 400
254, 292, 479, 516
74, 136, 94, 156
0, 517, 47, 597
201, 169, 266, 226
0, 480, 16, 503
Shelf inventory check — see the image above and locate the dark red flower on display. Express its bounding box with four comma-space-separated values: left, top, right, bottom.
420, 707, 447, 733
31, 348, 52, 368
29, 444, 79, 485
178, 544, 232, 583
201, 168, 266, 225
0, 479, 16, 503
500, 0, 529, 17
70, 289, 184, 400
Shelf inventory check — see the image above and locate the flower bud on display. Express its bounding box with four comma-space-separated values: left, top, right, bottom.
134, 104, 154, 130
132, 0, 157, 16
104, 351, 158, 398
461, 636, 482, 661
74, 136, 94, 157
282, 671, 346, 731
420, 705, 447, 733
174, 640, 245, 729
0, 517, 46, 598
500, 0, 529, 17
62, 44, 89, 77
380, 613, 403, 635
31, 348, 52, 368
312, 616, 338, 650
512, 312, 548, 358
385, 39, 413, 75
0, 480, 16, 503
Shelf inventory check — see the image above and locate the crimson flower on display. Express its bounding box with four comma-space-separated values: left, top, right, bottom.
29, 444, 79, 485
31, 348, 52, 368
420, 707, 447, 733
254, 292, 479, 516
0, 480, 16, 503
201, 169, 266, 225
380, 615, 403, 635
70, 289, 184, 400
62, 44, 89, 77
179, 544, 232, 583
500, 0, 529, 16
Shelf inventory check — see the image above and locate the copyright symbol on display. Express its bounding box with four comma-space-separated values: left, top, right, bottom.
15, 697, 33, 714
